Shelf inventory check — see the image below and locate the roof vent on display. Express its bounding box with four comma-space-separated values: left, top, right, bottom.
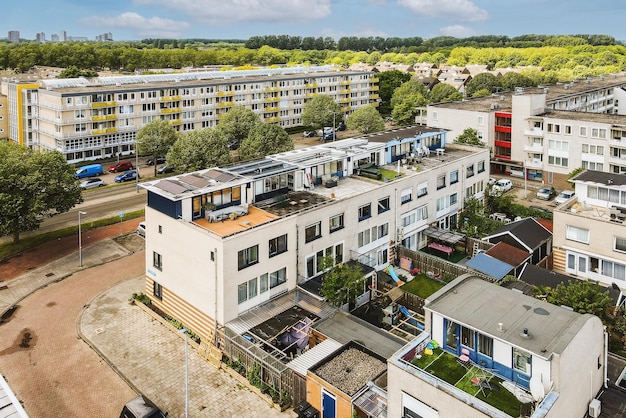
497, 322, 505, 332
520, 328, 532, 339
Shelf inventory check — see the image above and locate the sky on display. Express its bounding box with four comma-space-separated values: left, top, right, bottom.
3, 0, 626, 42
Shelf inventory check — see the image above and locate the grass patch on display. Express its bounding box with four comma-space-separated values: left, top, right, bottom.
401, 274, 446, 298
0, 209, 145, 260
474, 377, 522, 417
412, 347, 443, 369
379, 168, 403, 181
416, 349, 469, 385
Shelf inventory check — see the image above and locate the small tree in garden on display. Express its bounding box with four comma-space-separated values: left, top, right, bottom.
319, 256, 365, 307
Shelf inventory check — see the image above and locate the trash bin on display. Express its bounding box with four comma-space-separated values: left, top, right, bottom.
303, 406, 319, 418
296, 401, 311, 418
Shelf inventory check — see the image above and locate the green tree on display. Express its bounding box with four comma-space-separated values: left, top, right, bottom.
484, 185, 516, 213
216, 106, 262, 150
238, 124, 293, 160
472, 88, 492, 97
166, 128, 231, 172
541, 281, 612, 320
429, 83, 462, 103
499, 72, 536, 92
57, 66, 98, 79
136, 119, 178, 177
0, 142, 82, 243
391, 95, 428, 126
319, 257, 365, 307
390, 79, 428, 109
346, 106, 385, 134
377, 70, 411, 115
301, 95, 341, 129
454, 128, 484, 146
459, 197, 503, 237
465, 73, 501, 97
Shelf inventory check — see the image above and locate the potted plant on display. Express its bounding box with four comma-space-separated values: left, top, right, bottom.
204, 202, 217, 211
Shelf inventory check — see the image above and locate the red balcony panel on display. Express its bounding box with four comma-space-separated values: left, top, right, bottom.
495, 126, 512, 133
495, 140, 512, 148
495, 112, 512, 118
494, 154, 511, 160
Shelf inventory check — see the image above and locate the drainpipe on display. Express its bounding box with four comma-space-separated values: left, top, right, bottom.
604, 325, 609, 389
214, 247, 218, 346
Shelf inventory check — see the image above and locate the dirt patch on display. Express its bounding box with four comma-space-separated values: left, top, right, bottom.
114, 233, 145, 253
0, 327, 37, 355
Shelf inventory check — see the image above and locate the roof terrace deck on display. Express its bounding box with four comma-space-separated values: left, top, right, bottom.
192, 205, 278, 237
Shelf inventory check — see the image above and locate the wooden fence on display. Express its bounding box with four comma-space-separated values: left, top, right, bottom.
397, 246, 494, 283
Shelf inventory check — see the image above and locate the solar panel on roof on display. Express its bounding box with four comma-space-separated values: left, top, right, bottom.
179, 174, 210, 188
154, 180, 192, 195
215, 172, 235, 183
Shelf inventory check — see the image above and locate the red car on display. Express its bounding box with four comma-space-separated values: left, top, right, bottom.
108, 160, 134, 173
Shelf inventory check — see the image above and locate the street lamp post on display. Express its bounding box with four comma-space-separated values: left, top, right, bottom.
78, 211, 87, 267
135, 140, 140, 193
179, 328, 189, 418
333, 112, 336, 141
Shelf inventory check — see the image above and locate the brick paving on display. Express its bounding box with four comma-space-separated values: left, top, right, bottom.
0, 225, 296, 418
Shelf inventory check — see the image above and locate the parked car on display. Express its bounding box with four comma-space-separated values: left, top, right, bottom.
157, 164, 175, 174
136, 221, 146, 237
108, 160, 134, 173
536, 186, 557, 200
492, 179, 513, 193
114, 170, 139, 183
322, 127, 334, 135
554, 190, 575, 205
336, 122, 347, 131
146, 157, 166, 166
79, 178, 105, 190
75, 163, 103, 179
488, 178, 497, 186
303, 130, 318, 138
119, 395, 166, 418
320, 132, 335, 141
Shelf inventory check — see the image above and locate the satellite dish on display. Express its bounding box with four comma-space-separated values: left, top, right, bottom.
530, 375, 545, 402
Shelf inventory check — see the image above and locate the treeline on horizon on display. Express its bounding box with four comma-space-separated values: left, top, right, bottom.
0, 33, 624, 80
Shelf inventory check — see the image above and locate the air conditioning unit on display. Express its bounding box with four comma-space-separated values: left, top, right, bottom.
589, 399, 601, 418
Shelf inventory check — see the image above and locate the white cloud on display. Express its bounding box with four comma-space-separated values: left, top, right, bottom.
439, 25, 480, 37
131, 0, 332, 24
397, 0, 488, 22
80, 12, 190, 38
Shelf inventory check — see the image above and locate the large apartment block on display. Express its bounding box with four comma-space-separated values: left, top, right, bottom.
427, 73, 626, 187
139, 127, 489, 342
0, 66, 379, 163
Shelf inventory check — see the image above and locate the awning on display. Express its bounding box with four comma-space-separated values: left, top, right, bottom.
424, 227, 465, 245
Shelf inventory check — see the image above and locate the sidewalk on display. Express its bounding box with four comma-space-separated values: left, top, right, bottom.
0, 230, 295, 417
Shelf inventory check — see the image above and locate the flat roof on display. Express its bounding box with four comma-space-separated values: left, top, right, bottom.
543, 109, 626, 124
426, 275, 596, 358
313, 311, 406, 359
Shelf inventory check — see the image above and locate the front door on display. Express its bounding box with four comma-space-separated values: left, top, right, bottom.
322, 389, 336, 418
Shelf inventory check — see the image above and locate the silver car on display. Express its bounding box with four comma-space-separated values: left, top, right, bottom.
79, 178, 105, 190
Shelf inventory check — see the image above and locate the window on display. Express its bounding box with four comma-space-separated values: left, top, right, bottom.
548, 155, 569, 167
329, 214, 344, 233
269, 234, 287, 257
238, 283, 248, 304
615, 236, 626, 253
565, 125, 572, 135
248, 278, 258, 299
477, 160, 485, 173
269, 267, 286, 288
580, 126, 587, 136
378, 197, 390, 213
548, 139, 569, 151
513, 348, 531, 375
305, 222, 322, 242
450, 170, 459, 184
450, 193, 458, 205
478, 334, 493, 357
461, 326, 475, 349
358, 229, 371, 247
153, 251, 162, 270
466, 164, 474, 178
417, 182, 428, 197
401, 188, 412, 204
566, 225, 589, 244
238, 245, 259, 270
153, 281, 162, 300
582, 144, 604, 155
436, 175, 446, 190
260, 273, 269, 293
358, 204, 371, 221
477, 116, 484, 125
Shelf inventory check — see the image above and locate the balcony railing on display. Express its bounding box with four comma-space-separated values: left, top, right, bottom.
525, 159, 543, 168
92, 101, 116, 108
265, 117, 280, 123
161, 107, 181, 114
523, 144, 544, 153
524, 128, 544, 137
92, 114, 117, 121
370, 86, 379, 91
160, 95, 182, 101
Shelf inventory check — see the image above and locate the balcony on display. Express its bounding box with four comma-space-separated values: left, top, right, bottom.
525, 159, 543, 169
370, 86, 380, 91
265, 87, 280, 92
371, 77, 379, 82
160, 95, 182, 101
523, 128, 543, 137
523, 144, 543, 153
265, 117, 280, 123
218, 102, 234, 108
92, 114, 117, 121
265, 97, 280, 103
217, 91, 234, 97
341, 106, 352, 111
340, 80, 350, 85
264, 106, 280, 112
339, 98, 350, 103
168, 119, 181, 125
161, 107, 181, 114
305, 83, 318, 88
306, 93, 317, 98
370, 94, 380, 100
340, 89, 352, 94
92, 101, 116, 108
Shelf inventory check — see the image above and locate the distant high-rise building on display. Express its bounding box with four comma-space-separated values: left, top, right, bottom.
8, 31, 19, 43
50, 34, 59, 42
96, 32, 113, 42
36, 32, 46, 42
59, 30, 67, 42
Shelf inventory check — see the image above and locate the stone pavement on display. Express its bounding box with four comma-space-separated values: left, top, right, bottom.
1, 236, 296, 417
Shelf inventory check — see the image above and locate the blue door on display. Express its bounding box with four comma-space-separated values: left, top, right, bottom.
322, 389, 336, 418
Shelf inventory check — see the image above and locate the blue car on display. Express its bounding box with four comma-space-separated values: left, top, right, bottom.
115, 170, 139, 183
320, 132, 335, 141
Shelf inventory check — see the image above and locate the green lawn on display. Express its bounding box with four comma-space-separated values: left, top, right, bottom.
401, 274, 446, 298
412, 348, 522, 416
379, 168, 403, 181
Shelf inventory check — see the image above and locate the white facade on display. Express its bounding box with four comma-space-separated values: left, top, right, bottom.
140, 128, 489, 341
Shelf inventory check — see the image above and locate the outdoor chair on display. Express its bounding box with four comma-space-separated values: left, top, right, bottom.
458, 348, 471, 368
